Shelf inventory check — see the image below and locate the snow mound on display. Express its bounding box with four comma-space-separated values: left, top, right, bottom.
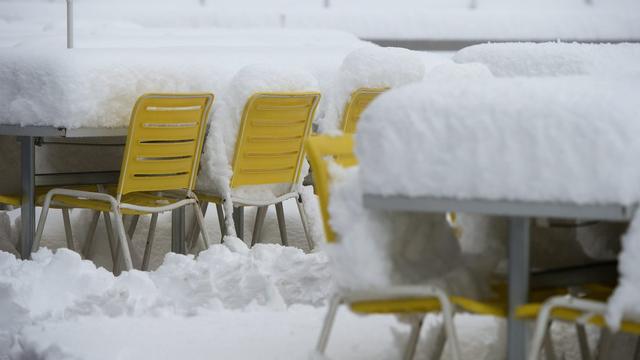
324, 163, 483, 298
0, 48, 229, 128
454, 42, 640, 77
196, 64, 319, 213
317, 46, 425, 133
424, 62, 494, 81
0, 244, 332, 351
357, 76, 640, 205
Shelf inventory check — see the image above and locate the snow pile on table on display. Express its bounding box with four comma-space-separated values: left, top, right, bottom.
423, 62, 493, 81
454, 42, 640, 77
317, 46, 425, 133
357, 76, 640, 205
0, 28, 369, 129
0, 48, 228, 128
0, 241, 332, 354
323, 164, 486, 298
196, 64, 319, 229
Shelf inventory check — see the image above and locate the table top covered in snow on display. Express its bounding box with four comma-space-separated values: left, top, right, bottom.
357, 75, 640, 207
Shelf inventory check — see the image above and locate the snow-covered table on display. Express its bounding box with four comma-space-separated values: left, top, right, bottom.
363, 194, 635, 360
356, 76, 640, 360
0, 124, 128, 259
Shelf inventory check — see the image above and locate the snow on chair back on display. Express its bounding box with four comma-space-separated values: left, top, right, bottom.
341, 88, 387, 133
117, 93, 214, 199
231, 92, 320, 188
304, 134, 357, 243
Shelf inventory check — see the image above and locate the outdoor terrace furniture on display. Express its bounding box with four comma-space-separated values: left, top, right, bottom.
306, 135, 511, 360
193, 92, 320, 250
32, 93, 214, 272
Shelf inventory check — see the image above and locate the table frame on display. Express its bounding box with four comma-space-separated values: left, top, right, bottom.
363, 193, 635, 360
0, 125, 186, 260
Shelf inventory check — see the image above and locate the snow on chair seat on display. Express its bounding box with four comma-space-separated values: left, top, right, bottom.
33, 93, 215, 273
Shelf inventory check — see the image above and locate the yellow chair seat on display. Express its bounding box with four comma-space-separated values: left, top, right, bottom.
516, 303, 640, 335
350, 296, 506, 317
1, 185, 109, 208
49, 191, 185, 216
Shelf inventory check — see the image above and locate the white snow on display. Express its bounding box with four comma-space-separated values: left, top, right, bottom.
317, 46, 426, 133
357, 75, 640, 205
324, 163, 486, 298
454, 42, 640, 77
606, 211, 640, 330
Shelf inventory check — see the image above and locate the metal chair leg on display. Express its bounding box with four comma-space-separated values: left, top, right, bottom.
33, 193, 53, 252
193, 203, 211, 250
216, 203, 225, 238
112, 208, 133, 271
429, 322, 448, 360
275, 202, 288, 246
186, 202, 208, 252
61, 208, 76, 251
102, 211, 118, 268
296, 195, 314, 251
403, 316, 425, 360
126, 215, 139, 243
251, 206, 268, 247
81, 211, 100, 259
233, 206, 244, 240
141, 213, 158, 271
576, 324, 592, 360
543, 324, 559, 360
316, 294, 343, 354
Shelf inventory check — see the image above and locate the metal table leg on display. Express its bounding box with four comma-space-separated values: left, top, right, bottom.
233, 206, 244, 240
508, 217, 531, 360
171, 208, 186, 254
19, 136, 35, 259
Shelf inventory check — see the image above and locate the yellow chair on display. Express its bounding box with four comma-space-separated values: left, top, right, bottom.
518, 285, 640, 360
306, 135, 510, 360
0, 187, 110, 258
33, 93, 215, 272
341, 87, 387, 133
195, 92, 320, 249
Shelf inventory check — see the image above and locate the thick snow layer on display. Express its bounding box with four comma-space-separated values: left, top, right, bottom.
0, 34, 367, 129
357, 76, 640, 205
454, 42, 640, 77
324, 163, 485, 298
317, 47, 426, 133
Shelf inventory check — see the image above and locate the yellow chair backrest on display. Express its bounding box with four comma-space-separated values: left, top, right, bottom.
341, 87, 388, 133
231, 92, 321, 188
117, 93, 214, 199
304, 135, 357, 243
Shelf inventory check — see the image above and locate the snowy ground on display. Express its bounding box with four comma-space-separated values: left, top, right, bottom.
0, 196, 506, 360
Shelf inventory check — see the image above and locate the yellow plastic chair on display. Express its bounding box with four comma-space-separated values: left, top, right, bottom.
518, 285, 640, 360
306, 135, 509, 360
195, 92, 320, 249
0, 186, 110, 258
33, 93, 215, 272
341, 87, 387, 133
